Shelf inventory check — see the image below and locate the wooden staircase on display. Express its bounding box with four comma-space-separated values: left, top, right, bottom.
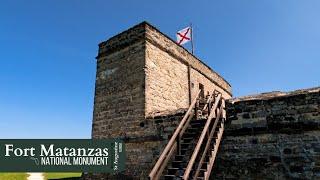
149, 90, 226, 180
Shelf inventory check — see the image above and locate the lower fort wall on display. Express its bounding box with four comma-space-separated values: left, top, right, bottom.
212, 87, 320, 179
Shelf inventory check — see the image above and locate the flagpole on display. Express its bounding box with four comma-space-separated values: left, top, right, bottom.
190, 23, 194, 54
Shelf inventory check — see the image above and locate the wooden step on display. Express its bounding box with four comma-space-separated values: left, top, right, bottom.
164, 175, 176, 180
190, 123, 205, 128
180, 148, 188, 155
171, 160, 186, 168
184, 132, 198, 138
175, 155, 184, 161
165, 175, 184, 180
167, 167, 179, 175
186, 127, 201, 133
190, 119, 206, 124
182, 137, 193, 143
197, 168, 207, 178
188, 127, 199, 131
181, 142, 191, 149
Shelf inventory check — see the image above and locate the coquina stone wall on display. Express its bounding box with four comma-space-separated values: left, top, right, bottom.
89, 21, 232, 179
212, 87, 320, 179
145, 42, 189, 116
145, 24, 232, 117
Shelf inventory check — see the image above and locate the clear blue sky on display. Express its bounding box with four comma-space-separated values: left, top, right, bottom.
0, 0, 319, 138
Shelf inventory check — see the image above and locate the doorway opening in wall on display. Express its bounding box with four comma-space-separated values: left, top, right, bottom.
199, 83, 205, 99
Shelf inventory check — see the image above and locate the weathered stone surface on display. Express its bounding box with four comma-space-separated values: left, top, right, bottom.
225, 87, 319, 135
92, 40, 146, 140
145, 42, 189, 116
212, 87, 320, 179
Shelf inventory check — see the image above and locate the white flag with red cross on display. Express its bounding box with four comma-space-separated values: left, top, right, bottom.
176, 26, 192, 45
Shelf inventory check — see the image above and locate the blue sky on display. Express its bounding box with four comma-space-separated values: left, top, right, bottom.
0, 0, 319, 138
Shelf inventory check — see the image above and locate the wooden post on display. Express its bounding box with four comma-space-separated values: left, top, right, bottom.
188, 64, 192, 105
195, 99, 199, 121
177, 133, 181, 155
208, 98, 211, 115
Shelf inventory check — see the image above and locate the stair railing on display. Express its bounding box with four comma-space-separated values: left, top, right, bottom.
202, 92, 213, 113
183, 91, 223, 179
149, 90, 201, 180
194, 98, 225, 179
204, 100, 225, 180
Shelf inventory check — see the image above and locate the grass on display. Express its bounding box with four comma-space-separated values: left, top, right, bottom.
44, 172, 82, 179
0, 172, 82, 180
0, 173, 28, 180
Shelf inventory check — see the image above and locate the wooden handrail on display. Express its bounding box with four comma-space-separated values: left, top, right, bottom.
183, 93, 222, 179
194, 102, 223, 179
202, 93, 213, 112
154, 142, 177, 180
180, 114, 194, 139
205, 99, 225, 180
149, 90, 201, 180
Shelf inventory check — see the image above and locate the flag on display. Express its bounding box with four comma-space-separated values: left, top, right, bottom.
176, 26, 192, 45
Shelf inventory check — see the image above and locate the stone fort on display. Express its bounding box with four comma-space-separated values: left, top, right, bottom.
87, 22, 319, 179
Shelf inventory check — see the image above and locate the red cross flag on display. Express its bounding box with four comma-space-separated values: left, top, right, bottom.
177, 27, 192, 45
